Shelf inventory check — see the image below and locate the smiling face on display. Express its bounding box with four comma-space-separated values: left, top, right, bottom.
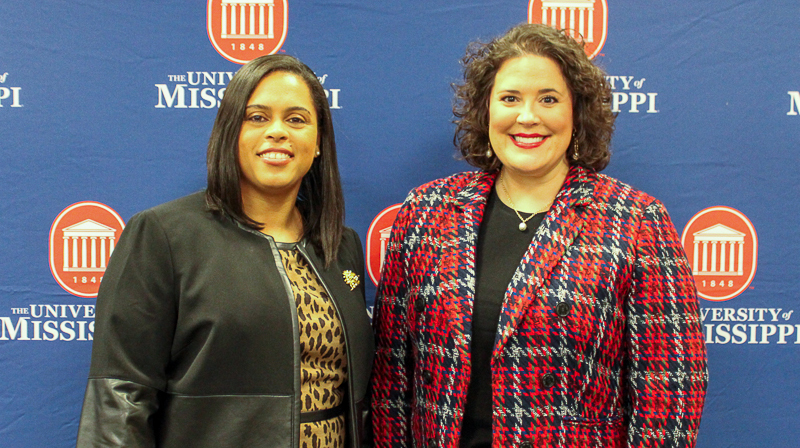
488, 54, 573, 185
237, 71, 319, 205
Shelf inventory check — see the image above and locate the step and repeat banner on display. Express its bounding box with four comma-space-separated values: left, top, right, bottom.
1, 1, 798, 446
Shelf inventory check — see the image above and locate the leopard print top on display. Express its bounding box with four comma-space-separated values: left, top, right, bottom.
279, 247, 347, 448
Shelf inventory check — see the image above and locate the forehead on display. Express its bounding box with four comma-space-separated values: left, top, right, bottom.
493, 54, 568, 90
247, 71, 315, 107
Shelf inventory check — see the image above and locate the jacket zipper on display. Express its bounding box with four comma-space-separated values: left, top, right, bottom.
240, 220, 357, 448
241, 226, 303, 448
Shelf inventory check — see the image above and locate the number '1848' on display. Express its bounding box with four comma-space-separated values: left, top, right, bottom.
73, 276, 102, 284
231, 43, 265, 51
701, 280, 734, 288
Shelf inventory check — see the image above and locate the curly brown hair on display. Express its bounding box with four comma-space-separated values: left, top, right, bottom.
453, 23, 615, 172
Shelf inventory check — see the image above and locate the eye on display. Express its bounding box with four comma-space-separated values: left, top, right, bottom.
287, 115, 308, 124
500, 95, 519, 103
541, 95, 558, 104
246, 113, 268, 123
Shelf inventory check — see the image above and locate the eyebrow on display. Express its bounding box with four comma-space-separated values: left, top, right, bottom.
496, 88, 562, 95
245, 105, 313, 114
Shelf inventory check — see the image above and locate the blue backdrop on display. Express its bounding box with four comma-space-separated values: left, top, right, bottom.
1, 1, 798, 446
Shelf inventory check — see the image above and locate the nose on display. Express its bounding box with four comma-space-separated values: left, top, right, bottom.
516, 103, 539, 126
263, 120, 289, 141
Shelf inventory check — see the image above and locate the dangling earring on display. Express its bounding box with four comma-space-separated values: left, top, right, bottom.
572, 132, 579, 161
486, 142, 493, 158
315, 149, 321, 157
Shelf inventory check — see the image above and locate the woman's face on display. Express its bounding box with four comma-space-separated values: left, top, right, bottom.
237, 71, 319, 203
488, 54, 573, 184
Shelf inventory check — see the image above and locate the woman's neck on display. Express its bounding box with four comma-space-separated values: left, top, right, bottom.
241, 188, 304, 243
497, 165, 568, 214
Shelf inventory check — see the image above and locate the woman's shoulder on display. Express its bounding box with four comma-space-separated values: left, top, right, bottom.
146, 191, 208, 216
585, 172, 679, 227
127, 191, 217, 234
339, 226, 362, 251
592, 172, 659, 207
406, 170, 489, 202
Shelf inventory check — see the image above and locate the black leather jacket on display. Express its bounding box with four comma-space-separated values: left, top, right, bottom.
76, 192, 374, 447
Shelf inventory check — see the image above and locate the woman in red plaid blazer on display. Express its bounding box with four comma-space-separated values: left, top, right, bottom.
371, 24, 708, 448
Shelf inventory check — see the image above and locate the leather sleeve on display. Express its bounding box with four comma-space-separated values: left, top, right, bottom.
76, 379, 160, 448
76, 210, 178, 447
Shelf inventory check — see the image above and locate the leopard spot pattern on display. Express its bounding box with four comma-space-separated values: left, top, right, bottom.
280, 248, 347, 448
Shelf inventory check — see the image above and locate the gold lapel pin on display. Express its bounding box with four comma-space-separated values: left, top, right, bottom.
343, 270, 360, 291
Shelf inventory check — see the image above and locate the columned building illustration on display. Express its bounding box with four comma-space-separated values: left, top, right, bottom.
62, 219, 117, 272
221, 0, 275, 39
691, 224, 746, 276
540, 0, 596, 42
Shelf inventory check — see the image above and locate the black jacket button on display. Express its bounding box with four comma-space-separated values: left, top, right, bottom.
555, 301, 571, 317
414, 296, 425, 313
427, 438, 436, 448
520, 442, 533, 448
422, 370, 433, 384
540, 373, 556, 389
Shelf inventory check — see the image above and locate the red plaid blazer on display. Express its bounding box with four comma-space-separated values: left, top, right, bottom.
371, 166, 708, 448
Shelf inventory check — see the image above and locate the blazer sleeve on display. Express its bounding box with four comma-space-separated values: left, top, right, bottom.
341, 226, 375, 448
371, 197, 416, 448
624, 200, 708, 448
76, 210, 177, 448
348, 226, 367, 304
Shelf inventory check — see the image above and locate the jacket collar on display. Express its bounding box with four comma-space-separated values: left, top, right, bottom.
492, 166, 599, 355
448, 166, 599, 356
554, 164, 596, 209
454, 165, 597, 211
452, 170, 496, 211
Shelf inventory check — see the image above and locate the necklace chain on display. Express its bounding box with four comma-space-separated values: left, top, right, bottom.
499, 173, 550, 231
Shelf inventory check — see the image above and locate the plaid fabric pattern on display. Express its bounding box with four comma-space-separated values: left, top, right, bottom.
371, 166, 708, 448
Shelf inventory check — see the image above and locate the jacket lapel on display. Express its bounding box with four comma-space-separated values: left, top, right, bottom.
494, 166, 596, 355
439, 171, 497, 350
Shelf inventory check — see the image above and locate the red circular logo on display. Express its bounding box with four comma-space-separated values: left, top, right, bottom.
366, 204, 401, 286
680, 206, 758, 302
528, 0, 609, 59
49, 202, 126, 298
207, 0, 288, 64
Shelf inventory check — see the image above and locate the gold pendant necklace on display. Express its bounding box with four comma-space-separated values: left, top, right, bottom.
499, 173, 551, 231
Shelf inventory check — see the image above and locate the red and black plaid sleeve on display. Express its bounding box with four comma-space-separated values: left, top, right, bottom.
624, 199, 708, 447
372, 191, 416, 448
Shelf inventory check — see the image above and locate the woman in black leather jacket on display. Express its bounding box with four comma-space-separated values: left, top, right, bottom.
76, 55, 374, 448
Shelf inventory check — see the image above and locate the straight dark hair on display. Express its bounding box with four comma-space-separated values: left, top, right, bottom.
206, 54, 344, 266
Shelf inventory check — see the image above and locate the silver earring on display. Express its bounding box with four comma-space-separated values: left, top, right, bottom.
572, 132, 579, 161
486, 143, 493, 158
315, 150, 321, 157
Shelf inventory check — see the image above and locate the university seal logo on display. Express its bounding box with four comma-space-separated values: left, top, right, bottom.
681, 206, 758, 302
366, 204, 401, 287
207, 0, 288, 64
49, 202, 126, 298
528, 0, 608, 59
